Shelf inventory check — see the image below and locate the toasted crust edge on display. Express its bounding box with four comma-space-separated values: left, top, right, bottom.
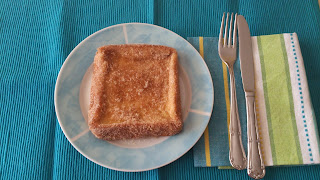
90, 121, 182, 140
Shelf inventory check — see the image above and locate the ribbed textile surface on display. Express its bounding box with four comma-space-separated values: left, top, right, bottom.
1, 0, 320, 179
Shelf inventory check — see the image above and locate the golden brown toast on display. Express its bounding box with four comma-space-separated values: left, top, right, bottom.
88, 44, 182, 140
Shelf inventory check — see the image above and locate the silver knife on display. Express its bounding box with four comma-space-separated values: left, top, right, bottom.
237, 15, 265, 179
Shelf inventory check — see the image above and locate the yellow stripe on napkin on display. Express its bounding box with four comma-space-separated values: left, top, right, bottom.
222, 63, 231, 146
199, 37, 211, 166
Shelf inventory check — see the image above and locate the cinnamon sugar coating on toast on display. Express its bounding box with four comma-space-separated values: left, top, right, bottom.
88, 44, 182, 140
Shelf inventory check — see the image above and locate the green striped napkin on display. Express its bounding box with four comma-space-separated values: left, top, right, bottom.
188, 33, 320, 167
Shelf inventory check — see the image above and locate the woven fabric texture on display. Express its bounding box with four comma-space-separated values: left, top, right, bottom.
1, 0, 320, 179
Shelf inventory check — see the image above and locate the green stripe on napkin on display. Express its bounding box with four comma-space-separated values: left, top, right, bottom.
258, 34, 302, 164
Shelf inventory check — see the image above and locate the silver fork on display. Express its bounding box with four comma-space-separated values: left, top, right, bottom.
218, 12, 247, 170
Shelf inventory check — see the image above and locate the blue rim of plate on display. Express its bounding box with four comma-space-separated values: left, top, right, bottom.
54, 23, 214, 172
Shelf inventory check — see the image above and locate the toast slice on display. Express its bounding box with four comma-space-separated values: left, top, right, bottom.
88, 44, 182, 140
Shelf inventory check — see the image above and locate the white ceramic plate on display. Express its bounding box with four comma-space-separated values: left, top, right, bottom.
54, 23, 214, 172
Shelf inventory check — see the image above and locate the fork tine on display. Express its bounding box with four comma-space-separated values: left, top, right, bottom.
228, 13, 234, 47
233, 13, 238, 47
224, 12, 229, 47
219, 12, 225, 47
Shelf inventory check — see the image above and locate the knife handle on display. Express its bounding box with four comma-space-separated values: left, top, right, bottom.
246, 92, 265, 179
228, 68, 247, 170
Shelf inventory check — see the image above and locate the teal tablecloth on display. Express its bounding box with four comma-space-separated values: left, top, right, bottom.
1, 0, 320, 179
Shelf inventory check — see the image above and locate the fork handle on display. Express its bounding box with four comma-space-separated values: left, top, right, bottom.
245, 93, 265, 179
228, 67, 247, 170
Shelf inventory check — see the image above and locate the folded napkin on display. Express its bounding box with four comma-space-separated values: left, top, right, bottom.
188, 33, 320, 167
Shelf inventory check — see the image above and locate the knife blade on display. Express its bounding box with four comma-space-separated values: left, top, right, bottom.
238, 15, 266, 179
238, 16, 254, 93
